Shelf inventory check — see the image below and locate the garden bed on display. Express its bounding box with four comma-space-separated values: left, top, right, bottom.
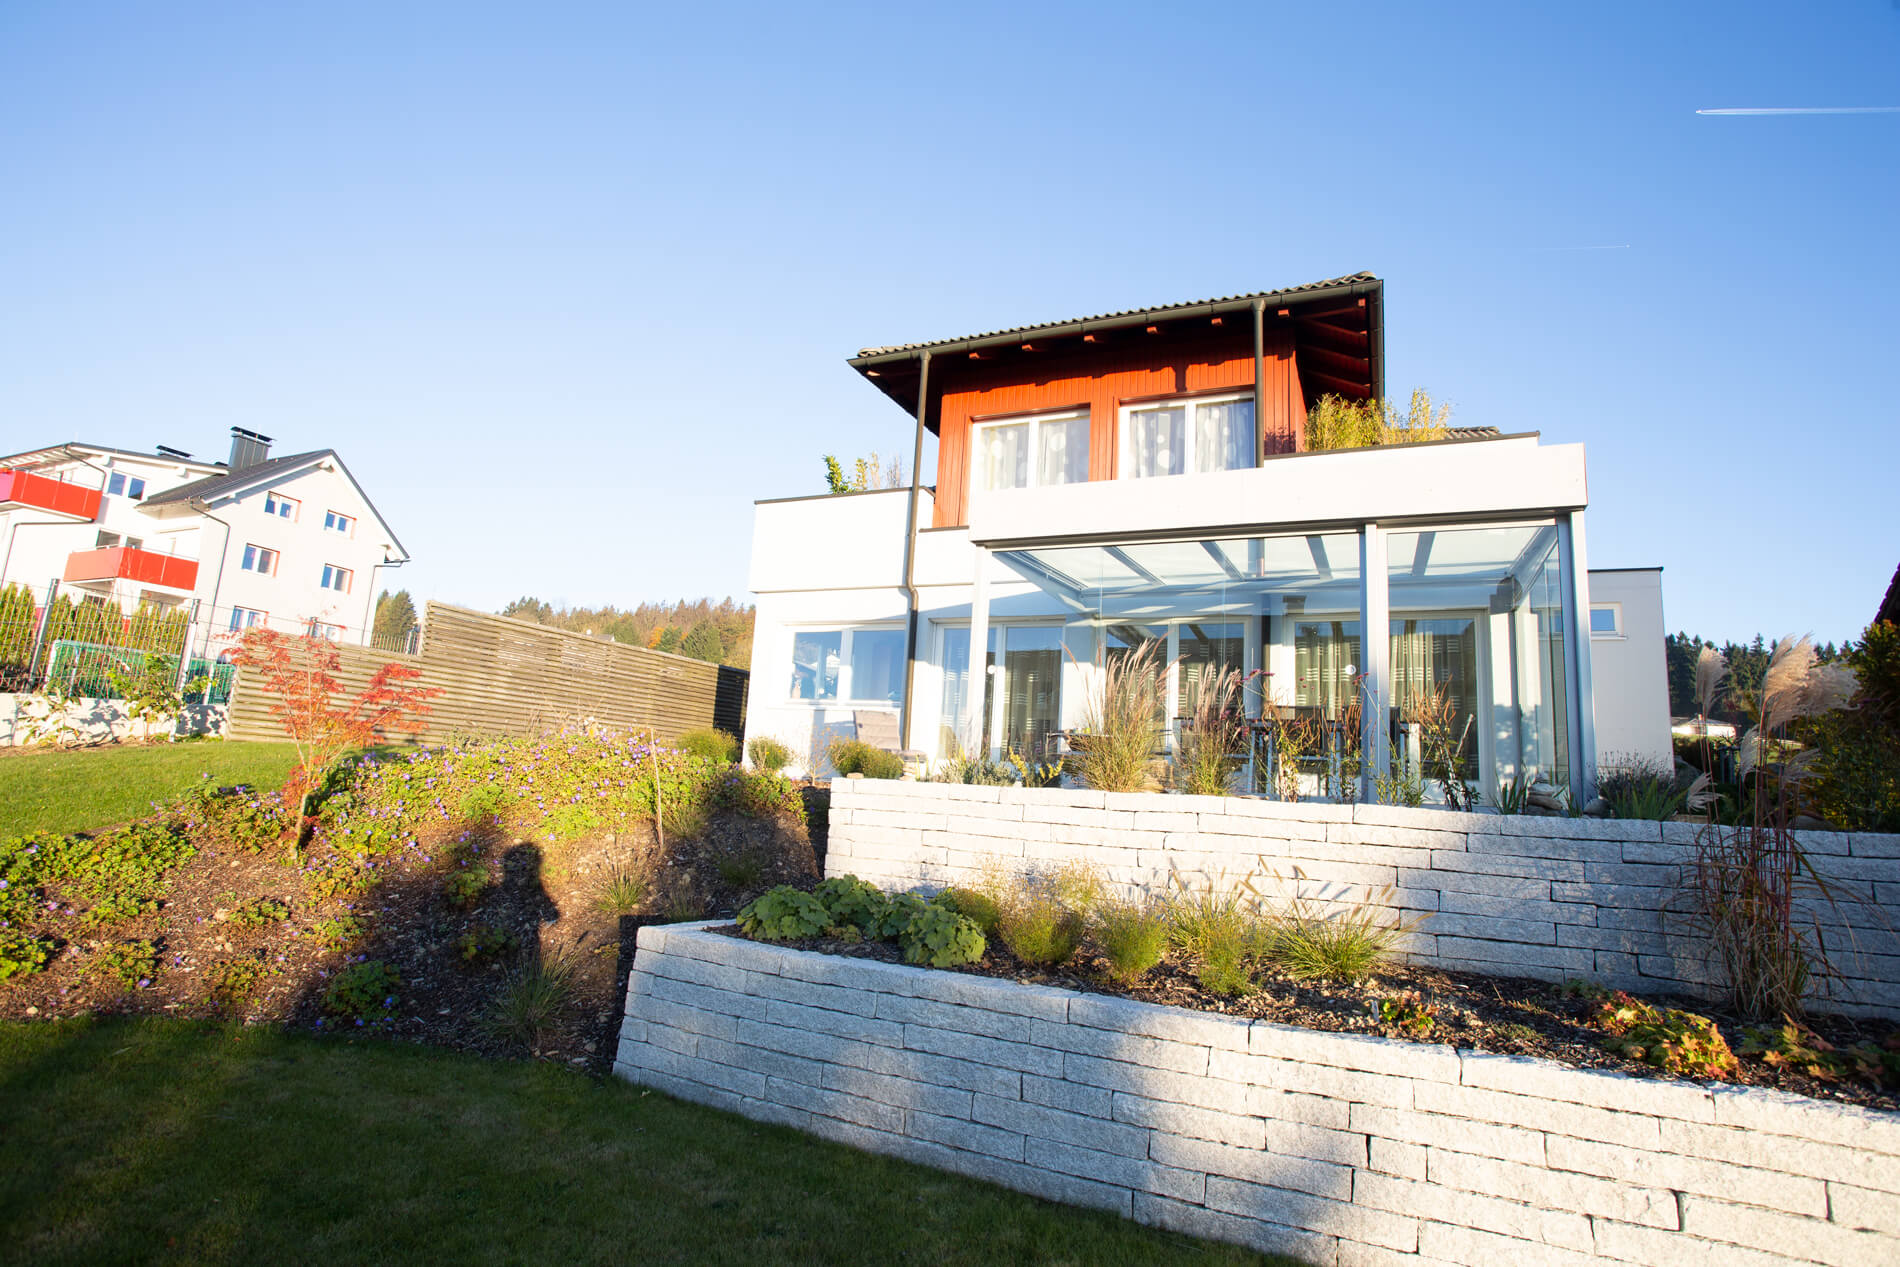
718, 924, 1900, 1112
0, 734, 820, 1072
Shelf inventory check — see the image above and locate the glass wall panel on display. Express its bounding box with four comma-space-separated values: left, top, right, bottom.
937, 625, 995, 755
790, 631, 841, 700
847, 628, 905, 703
1000, 626, 1063, 759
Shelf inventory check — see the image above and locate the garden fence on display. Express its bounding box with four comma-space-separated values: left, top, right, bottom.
225, 601, 748, 744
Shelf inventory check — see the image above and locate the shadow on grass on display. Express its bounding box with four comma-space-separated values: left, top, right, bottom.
0, 1017, 1280, 1267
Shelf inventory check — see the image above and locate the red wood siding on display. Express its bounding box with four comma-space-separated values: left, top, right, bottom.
931, 331, 1306, 528
0, 470, 102, 520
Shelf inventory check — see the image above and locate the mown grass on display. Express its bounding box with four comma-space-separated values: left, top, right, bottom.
0, 1018, 1284, 1267
0, 741, 300, 838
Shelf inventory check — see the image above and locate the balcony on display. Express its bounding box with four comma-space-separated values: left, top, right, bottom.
0, 470, 102, 520
62, 547, 199, 593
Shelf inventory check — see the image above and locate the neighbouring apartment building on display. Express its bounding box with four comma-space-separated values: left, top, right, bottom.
0, 428, 410, 649
742, 273, 1671, 803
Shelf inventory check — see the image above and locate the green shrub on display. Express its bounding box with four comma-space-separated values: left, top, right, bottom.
677, 728, 740, 765
455, 924, 516, 963
868, 892, 931, 940
715, 851, 764, 891
1095, 896, 1168, 985
814, 875, 891, 933
746, 735, 793, 774
1598, 754, 1690, 820
208, 958, 267, 1013
929, 750, 1017, 786
1369, 994, 1439, 1038
97, 939, 159, 989
996, 899, 1084, 968
931, 886, 1001, 937
897, 904, 985, 968
176, 783, 291, 853
1260, 893, 1413, 983
444, 865, 494, 909
311, 914, 366, 950
661, 798, 710, 841
0, 930, 50, 981
486, 950, 574, 1048
323, 959, 404, 1020
717, 768, 805, 821
231, 897, 290, 928
456, 782, 516, 824
737, 886, 831, 941
827, 738, 904, 780
1074, 640, 1165, 793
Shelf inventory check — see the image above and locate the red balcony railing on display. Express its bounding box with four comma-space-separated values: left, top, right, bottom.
0, 470, 102, 520
62, 547, 199, 592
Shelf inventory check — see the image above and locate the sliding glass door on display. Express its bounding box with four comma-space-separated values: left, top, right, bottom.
937, 624, 1064, 760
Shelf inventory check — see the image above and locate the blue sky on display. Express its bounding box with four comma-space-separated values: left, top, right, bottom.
2, 2, 1895, 644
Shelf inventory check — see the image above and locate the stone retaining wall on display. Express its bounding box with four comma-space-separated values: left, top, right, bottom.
826, 781, 1900, 1017
615, 925, 1900, 1266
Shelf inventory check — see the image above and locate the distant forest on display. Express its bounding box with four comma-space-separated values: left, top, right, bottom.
498, 596, 754, 670
1664, 631, 1850, 723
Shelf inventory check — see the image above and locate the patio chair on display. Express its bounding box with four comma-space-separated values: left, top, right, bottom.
851, 710, 926, 765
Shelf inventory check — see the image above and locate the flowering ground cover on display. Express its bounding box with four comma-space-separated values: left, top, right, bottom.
0, 732, 818, 1068
0, 1015, 1282, 1267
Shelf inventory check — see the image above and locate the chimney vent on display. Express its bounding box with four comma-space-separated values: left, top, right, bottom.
228, 427, 273, 472
156, 444, 193, 460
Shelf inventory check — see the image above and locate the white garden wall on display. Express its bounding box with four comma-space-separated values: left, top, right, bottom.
617, 925, 1900, 1266
826, 781, 1900, 1018
0, 692, 225, 747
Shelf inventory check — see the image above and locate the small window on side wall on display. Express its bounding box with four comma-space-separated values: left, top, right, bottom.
241, 544, 278, 575
320, 564, 352, 594
229, 607, 267, 632
107, 472, 147, 500
1590, 604, 1622, 637
323, 510, 354, 535
265, 492, 299, 520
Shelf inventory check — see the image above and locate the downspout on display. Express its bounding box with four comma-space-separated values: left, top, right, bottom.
898, 349, 932, 750
364, 556, 407, 647
185, 502, 234, 644
1252, 298, 1267, 463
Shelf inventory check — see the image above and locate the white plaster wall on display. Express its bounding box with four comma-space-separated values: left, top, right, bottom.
1588, 570, 1672, 773
748, 489, 915, 594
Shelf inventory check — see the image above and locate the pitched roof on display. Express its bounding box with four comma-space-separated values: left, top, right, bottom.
144, 449, 411, 562
0, 441, 221, 473
852, 271, 1381, 361
141, 449, 333, 506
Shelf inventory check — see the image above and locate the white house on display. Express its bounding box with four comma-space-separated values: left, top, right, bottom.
742, 274, 1674, 804
0, 428, 410, 650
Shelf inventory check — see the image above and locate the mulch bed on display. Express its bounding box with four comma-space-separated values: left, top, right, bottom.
719, 928, 1900, 1114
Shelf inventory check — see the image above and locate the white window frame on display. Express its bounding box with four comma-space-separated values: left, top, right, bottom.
1589, 602, 1623, 639
311, 621, 345, 641
785, 624, 906, 705
1117, 390, 1256, 479
107, 471, 147, 500
968, 408, 1090, 499
240, 544, 278, 575
323, 509, 355, 536
229, 606, 267, 632
320, 563, 353, 594
265, 491, 300, 521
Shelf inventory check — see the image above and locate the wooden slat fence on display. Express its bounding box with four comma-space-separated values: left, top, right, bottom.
226, 602, 748, 744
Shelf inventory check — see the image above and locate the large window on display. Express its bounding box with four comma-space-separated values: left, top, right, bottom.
240, 544, 277, 575
1119, 394, 1254, 478
971, 410, 1089, 496
788, 627, 904, 703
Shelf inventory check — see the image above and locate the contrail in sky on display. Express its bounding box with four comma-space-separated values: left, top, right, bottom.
1697, 106, 1900, 115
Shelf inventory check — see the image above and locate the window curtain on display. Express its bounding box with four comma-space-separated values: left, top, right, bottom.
1037, 415, 1089, 486
1195, 399, 1254, 473
978, 423, 1030, 492
1125, 407, 1185, 477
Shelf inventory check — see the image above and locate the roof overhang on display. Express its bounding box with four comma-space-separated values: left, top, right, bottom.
848, 273, 1385, 429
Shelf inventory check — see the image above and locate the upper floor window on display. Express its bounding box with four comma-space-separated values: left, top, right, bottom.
323, 510, 354, 535
320, 564, 352, 593
1119, 393, 1255, 479
106, 472, 147, 500
96, 531, 144, 550
229, 607, 267, 632
240, 544, 278, 575
1590, 604, 1622, 638
265, 492, 299, 520
971, 410, 1089, 496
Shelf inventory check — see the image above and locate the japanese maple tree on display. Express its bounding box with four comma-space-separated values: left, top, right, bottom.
226, 628, 439, 818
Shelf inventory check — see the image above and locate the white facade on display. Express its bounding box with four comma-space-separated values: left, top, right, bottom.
1, 438, 409, 652
743, 437, 1671, 800
1585, 568, 1673, 772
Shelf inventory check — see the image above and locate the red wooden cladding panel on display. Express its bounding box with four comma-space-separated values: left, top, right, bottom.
931, 331, 1307, 528
0, 470, 102, 520
62, 547, 199, 591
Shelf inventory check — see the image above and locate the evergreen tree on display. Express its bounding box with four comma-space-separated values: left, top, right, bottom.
374, 589, 419, 647
680, 621, 724, 663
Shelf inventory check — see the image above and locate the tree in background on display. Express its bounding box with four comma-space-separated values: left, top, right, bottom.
373, 589, 419, 649
823, 450, 905, 493
1665, 632, 1846, 724
501, 596, 753, 669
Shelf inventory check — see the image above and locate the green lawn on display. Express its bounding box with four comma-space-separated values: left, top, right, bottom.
0, 740, 300, 838
0, 1019, 1281, 1267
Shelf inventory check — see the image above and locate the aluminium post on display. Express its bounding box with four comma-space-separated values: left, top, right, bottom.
174, 599, 201, 699
898, 349, 932, 751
